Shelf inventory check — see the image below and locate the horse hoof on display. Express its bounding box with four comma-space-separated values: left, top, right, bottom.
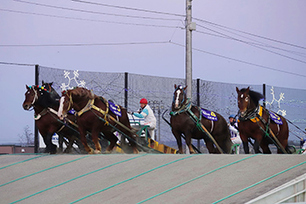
94, 150, 101, 154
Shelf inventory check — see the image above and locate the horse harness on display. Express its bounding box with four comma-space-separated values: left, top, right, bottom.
170, 100, 215, 134
238, 105, 281, 136
170, 99, 224, 153
34, 107, 77, 134
238, 105, 287, 153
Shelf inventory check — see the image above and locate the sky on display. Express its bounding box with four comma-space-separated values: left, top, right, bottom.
1, 0, 306, 144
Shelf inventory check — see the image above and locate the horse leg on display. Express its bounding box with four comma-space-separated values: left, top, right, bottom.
242, 140, 250, 154
172, 130, 183, 154
253, 139, 264, 154
260, 139, 271, 154
185, 133, 196, 154
79, 128, 94, 154
58, 135, 64, 153
205, 140, 217, 153
64, 137, 74, 153
43, 133, 57, 154
91, 129, 102, 154
104, 132, 118, 154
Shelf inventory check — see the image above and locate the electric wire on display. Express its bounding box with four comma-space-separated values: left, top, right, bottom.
170, 41, 306, 78
193, 17, 306, 50
195, 24, 306, 64
0, 41, 170, 47
0, 8, 183, 29
71, 0, 186, 18
13, 0, 182, 22
2, 1, 306, 79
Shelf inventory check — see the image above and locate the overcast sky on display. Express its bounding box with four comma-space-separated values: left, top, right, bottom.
1, 0, 306, 144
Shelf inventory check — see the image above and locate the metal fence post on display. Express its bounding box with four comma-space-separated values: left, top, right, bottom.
34, 64, 39, 153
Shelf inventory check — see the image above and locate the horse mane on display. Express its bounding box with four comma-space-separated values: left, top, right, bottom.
42, 81, 60, 100
241, 88, 264, 106
36, 87, 58, 108
68, 87, 95, 99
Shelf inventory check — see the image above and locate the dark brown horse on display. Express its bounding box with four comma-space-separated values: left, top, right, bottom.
22, 85, 81, 154
236, 87, 290, 154
170, 85, 232, 154
57, 87, 138, 154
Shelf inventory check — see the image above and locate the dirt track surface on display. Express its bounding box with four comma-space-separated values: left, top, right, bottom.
0, 154, 305, 204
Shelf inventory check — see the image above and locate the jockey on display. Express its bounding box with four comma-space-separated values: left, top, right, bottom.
132, 98, 157, 140
228, 114, 242, 154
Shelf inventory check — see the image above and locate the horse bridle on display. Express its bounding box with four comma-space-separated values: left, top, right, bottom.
63, 93, 73, 114
27, 86, 39, 109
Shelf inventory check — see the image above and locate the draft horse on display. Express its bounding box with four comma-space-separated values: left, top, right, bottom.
22, 85, 81, 153
170, 85, 232, 154
41, 81, 85, 153
236, 87, 290, 154
58, 87, 138, 154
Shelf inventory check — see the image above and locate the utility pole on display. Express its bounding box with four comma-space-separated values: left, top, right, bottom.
186, 0, 195, 99
185, 0, 195, 154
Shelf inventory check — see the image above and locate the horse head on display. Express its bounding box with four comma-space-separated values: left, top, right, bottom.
172, 84, 187, 110
23, 84, 55, 110
236, 87, 264, 117
23, 85, 38, 110
58, 87, 94, 119
58, 90, 72, 120
42, 80, 60, 101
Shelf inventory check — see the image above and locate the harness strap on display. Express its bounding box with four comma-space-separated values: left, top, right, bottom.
255, 107, 287, 153
170, 99, 192, 116
77, 95, 110, 126
34, 109, 48, 120
187, 107, 223, 154
210, 120, 214, 133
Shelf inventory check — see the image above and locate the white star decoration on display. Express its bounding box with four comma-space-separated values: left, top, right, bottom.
60, 70, 86, 91
266, 86, 286, 116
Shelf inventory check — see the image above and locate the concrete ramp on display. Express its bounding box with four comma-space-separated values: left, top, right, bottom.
0, 154, 305, 204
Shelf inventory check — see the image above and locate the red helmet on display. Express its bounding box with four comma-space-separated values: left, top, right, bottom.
140, 98, 148, 104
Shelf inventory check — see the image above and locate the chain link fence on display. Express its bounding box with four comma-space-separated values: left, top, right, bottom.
38, 66, 306, 147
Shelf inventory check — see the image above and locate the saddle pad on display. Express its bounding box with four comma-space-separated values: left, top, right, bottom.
109, 101, 122, 117
201, 108, 218, 121
68, 109, 76, 115
250, 106, 283, 125
269, 111, 283, 125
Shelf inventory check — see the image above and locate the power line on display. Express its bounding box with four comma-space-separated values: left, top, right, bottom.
170, 41, 306, 78
0, 9, 182, 29
71, 0, 186, 18
193, 17, 306, 50
195, 24, 306, 58
0, 41, 170, 47
13, 0, 182, 22
195, 24, 306, 65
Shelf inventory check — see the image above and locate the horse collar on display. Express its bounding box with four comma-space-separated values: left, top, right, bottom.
34, 108, 48, 120
77, 98, 95, 116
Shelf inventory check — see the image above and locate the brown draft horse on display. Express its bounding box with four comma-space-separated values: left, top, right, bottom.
170, 85, 232, 154
57, 87, 138, 154
22, 85, 81, 154
236, 87, 290, 154
41, 81, 85, 153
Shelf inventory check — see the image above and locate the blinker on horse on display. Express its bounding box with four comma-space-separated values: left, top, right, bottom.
236, 87, 290, 154
170, 84, 232, 154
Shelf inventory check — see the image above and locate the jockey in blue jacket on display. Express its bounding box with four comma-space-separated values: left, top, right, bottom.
132, 98, 157, 140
